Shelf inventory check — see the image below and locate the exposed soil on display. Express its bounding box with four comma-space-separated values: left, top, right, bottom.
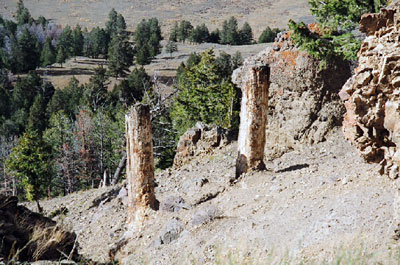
26, 128, 398, 264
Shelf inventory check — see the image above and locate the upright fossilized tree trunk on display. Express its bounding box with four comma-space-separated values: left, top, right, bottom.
126, 104, 156, 228
233, 65, 270, 177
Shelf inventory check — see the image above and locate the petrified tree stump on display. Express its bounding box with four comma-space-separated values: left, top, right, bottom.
126, 104, 156, 227
233, 65, 270, 177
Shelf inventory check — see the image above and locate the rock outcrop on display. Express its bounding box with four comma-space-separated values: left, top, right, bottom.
0, 195, 77, 263
233, 30, 351, 159
340, 4, 400, 179
173, 122, 232, 168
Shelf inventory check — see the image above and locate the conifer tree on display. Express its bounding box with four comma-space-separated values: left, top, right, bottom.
16, 0, 32, 25
289, 0, 389, 61
107, 34, 133, 78
56, 46, 67, 67
72, 25, 84, 56
240, 22, 253, 44
171, 49, 238, 136
169, 22, 179, 42
40, 37, 55, 67
6, 129, 53, 212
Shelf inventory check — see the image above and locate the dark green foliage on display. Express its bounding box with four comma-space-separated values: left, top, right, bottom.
16, 0, 33, 25
190, 24, 210, 43
133, 18, 162, 64
83, 67, 109, 112
239, 22, 253, 44
220, 17, 240, 45
36, 15, 48, 26
177, 20, 193, 43
258, 27, 281, 43
56, 45, 67, 67
105, 9, 126, 38
72, 25, 84, 56
27, 94, 47, 133
171, 49, 239, 136
289, 0, 389, 62
169, 22, 179, 42
165, 41, 178, 56
15, 28, 40, 72
136, 44, 151, 65
47, 77, 83, 119
6, 129, 53, 203
40, 38, 56, 67
58, 26, 74, 57
84, 27, 108, 58
107, 34, 133, 78
209, 29, 220, 43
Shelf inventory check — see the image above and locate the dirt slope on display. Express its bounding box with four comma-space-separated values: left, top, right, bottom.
0, 0, 312, 37
26, 128, 398, 264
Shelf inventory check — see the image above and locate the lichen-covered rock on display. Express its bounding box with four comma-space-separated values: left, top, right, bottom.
233, 31, 351, 159
0, 195, 77, 263
340, 5, 400, 179
173, 122, 232, 168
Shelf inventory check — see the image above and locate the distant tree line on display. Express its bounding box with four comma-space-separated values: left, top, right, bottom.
0, 1, 163, 75
168, 17, 283, 45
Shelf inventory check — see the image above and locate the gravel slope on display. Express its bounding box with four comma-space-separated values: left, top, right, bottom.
26, 128, 398, 264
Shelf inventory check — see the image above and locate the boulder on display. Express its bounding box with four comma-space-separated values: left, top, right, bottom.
173, 122, 232, 167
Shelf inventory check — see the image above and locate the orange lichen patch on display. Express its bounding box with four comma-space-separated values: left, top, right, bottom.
308, 23, 321, 34
280, 50, 299, 67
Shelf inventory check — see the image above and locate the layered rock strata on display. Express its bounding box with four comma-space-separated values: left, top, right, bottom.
340, 4, 400, 179
125, 104, 157, 228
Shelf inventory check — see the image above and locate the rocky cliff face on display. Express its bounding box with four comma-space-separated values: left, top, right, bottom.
340, 4, 400, 179
233, 30, 352, 159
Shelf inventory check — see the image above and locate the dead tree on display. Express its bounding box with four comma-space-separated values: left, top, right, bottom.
233, 65, 270, 177
125, 104, 157, 228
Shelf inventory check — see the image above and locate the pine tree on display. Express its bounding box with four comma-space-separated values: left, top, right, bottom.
169, 22, 179, 42
239, 22, 253, 44
289, 0, 389, 61
107, 34, 133, 78
83, 67, 109, 112
220, 17, 241, 45
258, 27, 280, 43
114, 67, 151, 106
177, 20, 193, 43
105, 8, 118, 37
6, 129, 53, 212
56, 46, 67, 67
72, 25, 84, 56
171, 49, 238, 136
136, 44, 151, 65
40, 37, 55, 67
16, 0, 32, 25
17, 28, 40, 72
